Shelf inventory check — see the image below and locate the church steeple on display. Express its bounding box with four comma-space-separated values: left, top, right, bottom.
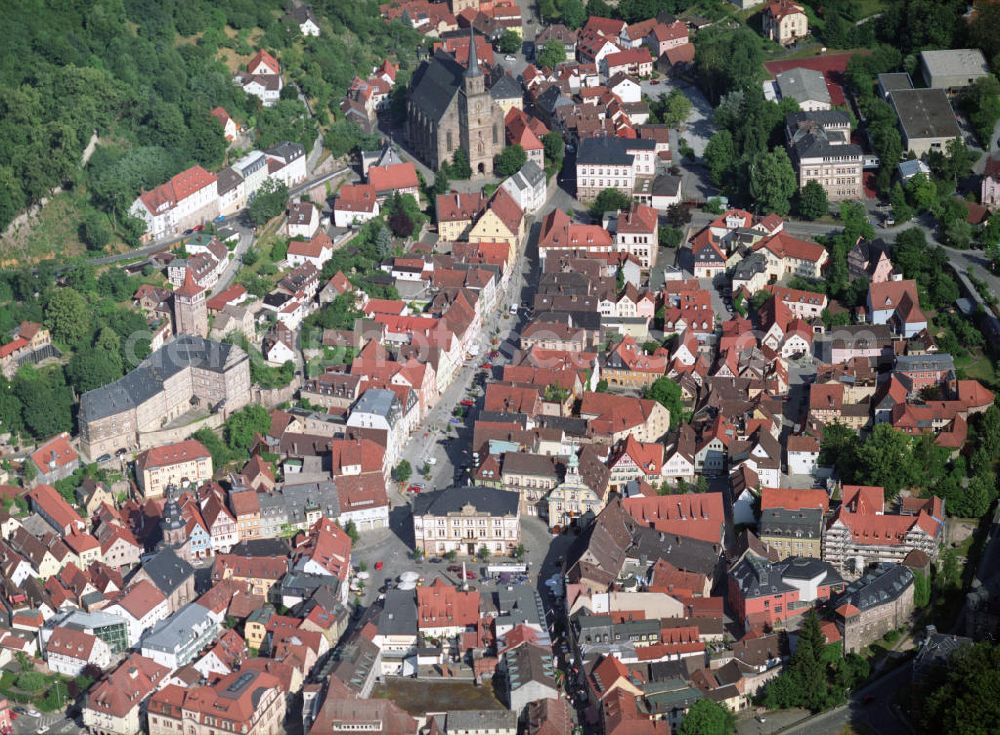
465, 26, 481, 78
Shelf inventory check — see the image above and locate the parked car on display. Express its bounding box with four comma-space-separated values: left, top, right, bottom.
504, 54, 516, 61
464, 570, 477, 579
447, 564, 463, 573
95, 453, 112, 464
374, 561, 384, 571
429, 557, 443, 563
192, 224, 205, 232
460, 399, 475, 407
450, 417, 462, 425
406, 484, 423, 493
490, 350, 500, 358
480, 362, 492, 369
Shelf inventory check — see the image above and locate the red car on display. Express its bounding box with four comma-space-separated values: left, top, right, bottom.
480, 362, 491, 369
465, 570, 477, 579
406, 484, 423, 494
489, 350, 500, 358
447, 565, 463, 573
460, 399, 474, 407
374, 561, 384, 571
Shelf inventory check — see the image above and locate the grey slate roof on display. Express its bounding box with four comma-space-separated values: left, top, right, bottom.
730, 555, 841, 598
378, 589, 418, 636
759, 507, 824, 539
834, 563, 913, 612
142, 602, 215, 652
351, 388, 399, 420
137, 547, 195, 596
776, 68, 831, 106
79, 336, 246, 422
490, 73, 523, 101
411, 486, 520, 517
785, 110, 851, 130
264, 142, 305, 163
409, 51, 465, 123
894, 353, 955, 372
577, 136, 656, 165
506, 160, 545, 190
877, 72, 913, 97
652, 173, 682, 197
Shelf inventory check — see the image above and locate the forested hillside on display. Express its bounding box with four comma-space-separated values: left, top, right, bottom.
0, 0, 422, 247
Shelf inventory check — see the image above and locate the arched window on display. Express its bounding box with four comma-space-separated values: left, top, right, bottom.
446, 130, 453, 152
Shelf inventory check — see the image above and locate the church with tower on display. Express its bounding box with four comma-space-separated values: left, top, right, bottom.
406, 30, 506, 175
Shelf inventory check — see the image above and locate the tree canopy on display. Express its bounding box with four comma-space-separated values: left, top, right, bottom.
916, 642, 1000, 735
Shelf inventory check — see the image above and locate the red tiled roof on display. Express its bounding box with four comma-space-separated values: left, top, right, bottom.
605, 47, 652, 68
435, 191, 486, 223
27, 484, 84, 531
754, 232, 827, 263
138, 165, 217, 215
288, 232, 334, 259
760, 487, 829, 514
417, 578, 480, 629
30, 433, 78, 472
46, 627, 98, 660
622, 493, 725, 544
766, 0, 806, 20
368, 162, 418, 193
87, 654, 169, 718
248, 49, 280, 74
206, 284, 247, 312
136, 439, 210, 471
114, 579, 167, 619
337, 183, 379, 213
0, 337, 28, 359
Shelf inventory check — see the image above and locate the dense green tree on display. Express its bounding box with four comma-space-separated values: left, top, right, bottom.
393, 460, 412, 483
185, 108, 228, 169
660, 89, 692, 128
192, 427, 231, 470
949, 471, 996, 518
818, 422, 860, 476
676, 699, 735, 735
257, 99, 316, 151
224, 404, 271, 458
704, 130, 736, 188
66, 347, 123, 394
559, 0, 586, 28
916, 642, 1000, 735
543, 131, 564, 174
878, 0, 964, 55
589, 188, 632, 218
913, 571, 931, 608
12, 367, 73, 439
797, 180, 828, 220
494, 144, 527, 177
96, 269, 135, 301
79, 211, 113, 251
855, 424, 916, 499
45, 288, 91, 348
645, 377, 683, 429
694, 26, 765, 105
537, 39, 567, 70
749, 148, 797, 216
889, 182, 913, 223
498, 30, 521, 54
764, 611, 836, 712
450, 148, 472, 180
247, 179, 289, 226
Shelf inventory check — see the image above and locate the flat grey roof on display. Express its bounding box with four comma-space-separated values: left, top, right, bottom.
919, 49, 989, 81
890, 88, 961, 141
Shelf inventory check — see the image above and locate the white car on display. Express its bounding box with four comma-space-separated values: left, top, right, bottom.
504, 54, 516, 61
425, 457, 438, 466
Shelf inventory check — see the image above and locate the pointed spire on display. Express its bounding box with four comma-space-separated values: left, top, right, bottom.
176, 267, 202, 298
465, 26, 481, 77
